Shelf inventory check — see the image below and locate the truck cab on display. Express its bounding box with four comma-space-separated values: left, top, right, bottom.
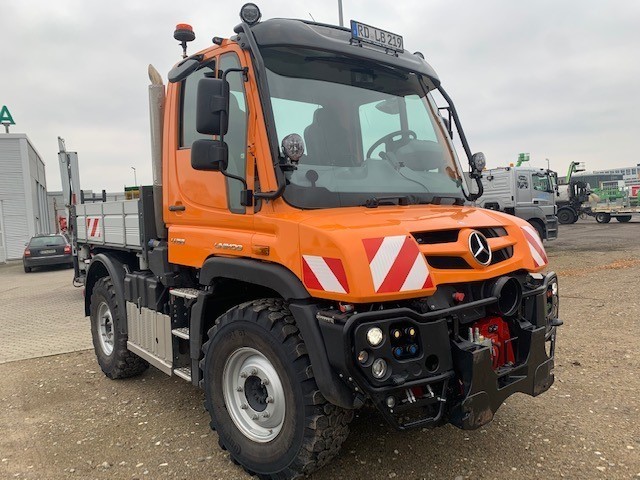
75, 6, 561, 479
477, 166, 559, 240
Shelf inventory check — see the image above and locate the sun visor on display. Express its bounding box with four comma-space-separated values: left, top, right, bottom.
249, 19, 440, 87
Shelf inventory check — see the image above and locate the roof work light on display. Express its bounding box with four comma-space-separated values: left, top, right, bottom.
240, 3, 262, 25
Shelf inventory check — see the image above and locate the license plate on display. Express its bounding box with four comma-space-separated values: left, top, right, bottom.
350, 20, 404, 52
41, 249, 55, 254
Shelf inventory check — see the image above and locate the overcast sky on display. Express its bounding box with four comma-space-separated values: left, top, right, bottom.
1, 0, 639, 191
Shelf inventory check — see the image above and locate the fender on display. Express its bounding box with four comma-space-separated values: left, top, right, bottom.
84, 253, 130, 334
199, 256, 310, 299
197, 256, 355, 408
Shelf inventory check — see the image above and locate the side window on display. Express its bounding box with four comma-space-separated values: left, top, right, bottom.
533, 175, 550, 191
180, 62, 216, 148
219, 53, 248, 213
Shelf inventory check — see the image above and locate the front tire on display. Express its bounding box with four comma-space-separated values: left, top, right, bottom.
557, 208, 576, 225
529, 220, 546, 241
89, 276, 148, 379
202, 299, 352, 479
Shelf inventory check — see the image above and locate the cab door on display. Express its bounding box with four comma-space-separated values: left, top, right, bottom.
165, 47, 254, 267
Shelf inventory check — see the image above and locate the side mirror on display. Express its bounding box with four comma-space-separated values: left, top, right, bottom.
191, 139, 228, 171
196, 77, 229, 136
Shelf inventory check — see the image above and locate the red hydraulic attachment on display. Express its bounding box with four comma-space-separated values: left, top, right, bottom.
474, 316, 515, 369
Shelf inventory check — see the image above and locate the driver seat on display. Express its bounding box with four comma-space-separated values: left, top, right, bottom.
303, 108, 357, 167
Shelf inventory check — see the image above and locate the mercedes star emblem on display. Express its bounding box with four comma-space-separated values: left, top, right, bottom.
469, 231, 492, 266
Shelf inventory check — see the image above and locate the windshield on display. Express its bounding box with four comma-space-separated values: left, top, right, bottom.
261, 47, 469, 208
29, 236, 66, 247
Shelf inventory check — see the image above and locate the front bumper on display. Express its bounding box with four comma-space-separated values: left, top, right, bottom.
318, 272, 559, 430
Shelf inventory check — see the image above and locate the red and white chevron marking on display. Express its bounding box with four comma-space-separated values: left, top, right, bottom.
362, 235, 433, 293
521, 225, 548, 267
86, 217, 102, 240
302, 255, 349, 294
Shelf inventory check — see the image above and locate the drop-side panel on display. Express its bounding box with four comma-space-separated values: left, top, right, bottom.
76, 200, 142, 250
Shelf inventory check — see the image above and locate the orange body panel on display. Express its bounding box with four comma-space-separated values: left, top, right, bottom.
163, 43, 547, 304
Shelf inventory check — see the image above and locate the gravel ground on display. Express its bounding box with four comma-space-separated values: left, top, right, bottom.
0, 219, 638, 479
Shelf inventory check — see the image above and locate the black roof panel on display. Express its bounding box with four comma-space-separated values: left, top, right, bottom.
250, 19, 440, 86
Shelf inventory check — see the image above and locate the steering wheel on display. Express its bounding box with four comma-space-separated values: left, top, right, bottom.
366, 129, 417, 160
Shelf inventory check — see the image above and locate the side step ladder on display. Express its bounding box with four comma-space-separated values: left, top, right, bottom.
169, 288, 200, 383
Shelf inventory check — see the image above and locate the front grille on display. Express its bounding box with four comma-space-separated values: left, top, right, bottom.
490, 246, 514, 265
477, 227, 508, 238
426, 256, 472, 269
413, 229, 459, 245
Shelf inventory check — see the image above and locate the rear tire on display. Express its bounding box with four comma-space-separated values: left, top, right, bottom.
595, 213, 611, 223
616, 215, 632, 223
202, 299, 352, 479
23, 266, 31, 273
90, 276, 148, 379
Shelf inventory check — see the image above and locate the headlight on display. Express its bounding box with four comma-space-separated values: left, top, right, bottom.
366, 327, 383, 347
550, 281, 558, 296
371, 358, 388, 379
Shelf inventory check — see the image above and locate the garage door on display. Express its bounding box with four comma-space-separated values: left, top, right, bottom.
0, 201, 6, 263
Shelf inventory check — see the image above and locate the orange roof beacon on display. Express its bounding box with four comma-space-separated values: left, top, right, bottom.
70, 5, 561, 478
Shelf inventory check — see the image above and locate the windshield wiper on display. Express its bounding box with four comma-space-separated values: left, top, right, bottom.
426, 195, 465, 206
363, 196, 411, 208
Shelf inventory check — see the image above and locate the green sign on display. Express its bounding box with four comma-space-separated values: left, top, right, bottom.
0, 105, 15, 125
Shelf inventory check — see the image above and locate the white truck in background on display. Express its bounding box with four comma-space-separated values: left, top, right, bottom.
475, 166, 559, 241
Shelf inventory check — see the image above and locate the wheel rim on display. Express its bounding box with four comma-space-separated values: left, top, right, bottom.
97, 301, 114, 356
222, 347, 286, 443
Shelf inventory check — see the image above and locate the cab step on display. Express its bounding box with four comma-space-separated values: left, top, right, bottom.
173, 366, 191, 382
169, 288, 201, 299
171, 327, 190, 340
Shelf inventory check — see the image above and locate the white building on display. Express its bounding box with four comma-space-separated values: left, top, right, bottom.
0, 134, 50, 262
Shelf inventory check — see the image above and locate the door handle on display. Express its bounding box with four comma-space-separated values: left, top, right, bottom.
168, 204, 186, 212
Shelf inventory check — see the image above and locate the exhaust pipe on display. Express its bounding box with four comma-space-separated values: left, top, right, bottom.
148, 64, 167, 239
485, 276, 522, 317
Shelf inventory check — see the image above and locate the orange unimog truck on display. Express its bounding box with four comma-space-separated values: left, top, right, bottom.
73, 5, 561, 478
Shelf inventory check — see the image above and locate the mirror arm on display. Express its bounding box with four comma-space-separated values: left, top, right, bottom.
254, 163, 286, 200
437, 85, 484, 201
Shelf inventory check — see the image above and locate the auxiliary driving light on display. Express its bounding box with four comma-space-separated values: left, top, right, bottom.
372, 358, 388, 379
386, 396, 396, 408
366, 327, 383, 347
240, 3, 262, 25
